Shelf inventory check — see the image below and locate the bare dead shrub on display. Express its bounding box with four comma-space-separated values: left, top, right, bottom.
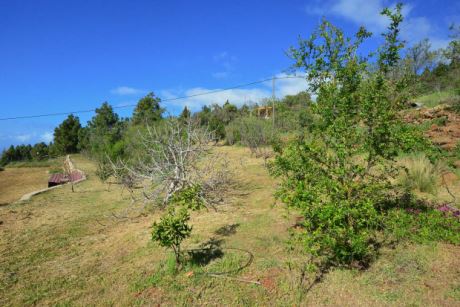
111, 118, 230, 209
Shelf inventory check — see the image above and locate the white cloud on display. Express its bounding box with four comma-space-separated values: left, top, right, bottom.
40, 131, 53, 143
305, 0, 448, 48
111, 86, 145, 95
271, 73, 309, 97
331, 0, 390, 32
161, 73, 309, 112
162, 87, 268, 112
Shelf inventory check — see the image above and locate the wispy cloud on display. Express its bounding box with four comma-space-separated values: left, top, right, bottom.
212, 51, 238, 79
212, 71, 230, 79
16, 134, 32, 142
305, 0, 451, 48
111, 86, 145, 95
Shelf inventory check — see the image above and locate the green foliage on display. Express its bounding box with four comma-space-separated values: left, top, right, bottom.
194, 101, 239, 141
83, 102, 126, 160
179, 106, 191, 123
415, 24, 460, 94
170, 184, 204, 211
1, 144, 34, 165
226, 116, 277, 158
1, 142, 52, 166
393, 123, 441, 161
224, 121, 242, 145
53, 114, 81, 155
30, 142, 49, 161
273, 5, 415, 268
151, 207, 192, 267
273, 92, 312, 132
95, 160, 113, 182
132, 92, 164, 126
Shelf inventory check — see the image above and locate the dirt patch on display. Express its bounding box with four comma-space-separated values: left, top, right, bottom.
259, 268, 283, 292
404, 105, 460, 150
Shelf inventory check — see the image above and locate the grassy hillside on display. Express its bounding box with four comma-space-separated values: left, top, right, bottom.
1, 147, 459, 305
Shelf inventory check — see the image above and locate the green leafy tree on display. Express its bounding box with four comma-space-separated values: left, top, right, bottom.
0, 145, 18, 165
207, 104, 226, 140
272, 4, 410, 268
83, 102, 126, 180
179, 106, 191, 122
31, 142, 49, 161
53, 114, 81, 154
222, 100, 238, 124
238, 104, 251, 117
86, 102, 125, 158
132, 92, 164, 126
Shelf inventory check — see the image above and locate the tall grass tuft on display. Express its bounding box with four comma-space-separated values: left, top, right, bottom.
399, 153, 442, 194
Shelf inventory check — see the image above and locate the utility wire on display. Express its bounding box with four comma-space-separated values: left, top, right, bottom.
0, 76, 305, 121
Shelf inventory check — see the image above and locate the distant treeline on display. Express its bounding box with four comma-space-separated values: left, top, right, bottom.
0, 91, 311, 167
0, 143, 50, 165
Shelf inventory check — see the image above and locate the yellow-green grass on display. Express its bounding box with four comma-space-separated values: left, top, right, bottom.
0, 148, 459, 305
415, 89, 459, 108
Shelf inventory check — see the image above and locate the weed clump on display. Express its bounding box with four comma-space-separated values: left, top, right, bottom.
399, 153, 441, 194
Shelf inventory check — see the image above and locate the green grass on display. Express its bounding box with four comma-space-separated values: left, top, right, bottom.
6, 158, 61, 168
415, 89, 459, 108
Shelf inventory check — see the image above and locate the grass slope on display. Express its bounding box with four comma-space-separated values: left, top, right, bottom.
0, 148, 459, 306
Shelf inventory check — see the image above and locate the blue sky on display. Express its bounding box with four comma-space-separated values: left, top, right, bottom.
0, 0, 459, 150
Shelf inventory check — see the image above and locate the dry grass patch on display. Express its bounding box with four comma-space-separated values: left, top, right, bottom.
1, 148, 460, 305
0, 167, 51, 205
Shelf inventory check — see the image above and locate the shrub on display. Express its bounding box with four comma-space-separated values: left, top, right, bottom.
95, 160, 113, 182
170, 184, 204, 211
151, 206, 192, 267
392, 123, 442, 162
227, 116, 277, 161
399, 153, 441, 194
224, 121, 241, 145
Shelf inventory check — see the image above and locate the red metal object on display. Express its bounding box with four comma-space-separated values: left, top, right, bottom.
48, 171, 84, 187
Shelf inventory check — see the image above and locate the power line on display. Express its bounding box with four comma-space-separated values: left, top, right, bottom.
0, 75, 305, 121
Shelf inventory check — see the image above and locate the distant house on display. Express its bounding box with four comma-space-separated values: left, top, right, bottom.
255, 106, 273, 119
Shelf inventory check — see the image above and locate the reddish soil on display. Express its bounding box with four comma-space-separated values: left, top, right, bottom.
404, 105, 460, 150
